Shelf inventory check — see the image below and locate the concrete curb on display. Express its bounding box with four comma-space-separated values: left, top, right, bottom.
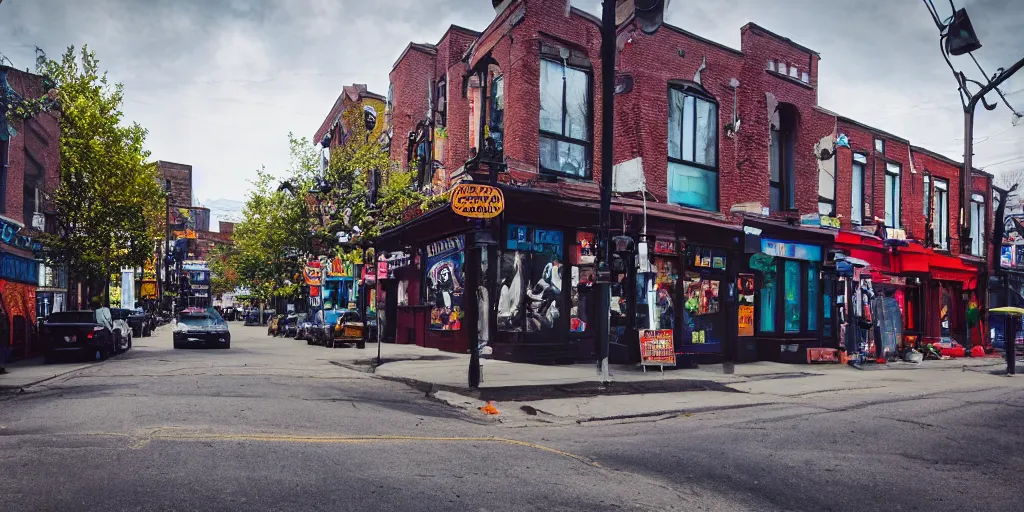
328, 359, 744, 401
0, 363, 97, 394
572, 401, 778, 424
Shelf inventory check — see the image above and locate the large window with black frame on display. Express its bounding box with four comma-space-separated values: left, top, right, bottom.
539, 58, 591, 178
884, 162, 902, 229
770, 104, 798, 212
667, 85, 718, 212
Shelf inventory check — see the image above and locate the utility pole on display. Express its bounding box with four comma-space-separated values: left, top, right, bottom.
922, 1, 1024, 253
163, 179, 172, 311
596, 1, 668, 383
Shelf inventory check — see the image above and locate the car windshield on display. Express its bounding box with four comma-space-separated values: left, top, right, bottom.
47, 311, 97, 323
177, 307, 227, 327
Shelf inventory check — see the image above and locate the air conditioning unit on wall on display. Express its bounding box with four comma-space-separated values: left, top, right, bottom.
31, 212, 45, 231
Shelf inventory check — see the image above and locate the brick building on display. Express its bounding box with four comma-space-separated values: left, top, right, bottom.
156, 160, 193, 207
373, 1, 993, 364
0, 65, 63, 358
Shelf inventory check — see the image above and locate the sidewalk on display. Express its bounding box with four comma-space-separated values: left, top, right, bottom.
328, 343, 1023, 421
0, 357, 96, 391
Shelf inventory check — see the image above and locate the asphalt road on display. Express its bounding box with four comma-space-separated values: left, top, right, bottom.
1, 325, 1021, 511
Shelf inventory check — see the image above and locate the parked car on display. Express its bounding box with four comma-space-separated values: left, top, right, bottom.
173, 307, 231, 349
122, 308, 151, 338
42, 308, 125, 362
328, 310, 364, 348
108, 308, 134, 351
285, 313, 305, 338
275, 314, 295, 337
306, 310, 325, 345
296, 312, 316, 342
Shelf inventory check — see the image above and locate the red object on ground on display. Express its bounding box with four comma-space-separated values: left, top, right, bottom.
970, 346, 985, 358
934, 342, 966, 358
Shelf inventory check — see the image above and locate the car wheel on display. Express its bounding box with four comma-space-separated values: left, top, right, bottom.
173, 342, 182, 349
43, 351, 56, 364
126, 334, 132, 351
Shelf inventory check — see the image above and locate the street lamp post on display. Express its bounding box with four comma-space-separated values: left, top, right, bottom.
163, 179, 172, 312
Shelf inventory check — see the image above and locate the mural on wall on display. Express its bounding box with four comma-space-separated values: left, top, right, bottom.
424, 236, 465, 331
498, 225, 564, 334
0, 280, 37, 350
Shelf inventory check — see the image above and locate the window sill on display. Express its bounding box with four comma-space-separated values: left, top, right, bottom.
765, 70, 814, 90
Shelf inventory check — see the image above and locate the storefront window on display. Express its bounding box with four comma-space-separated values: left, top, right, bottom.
653, 257, 677, 330
760, 270, 777, 333
807, 264, 819, 331
498, 225, 564, 334
424, 236, 465, 331
784, 260, 801, 333
569, 231, 596, 333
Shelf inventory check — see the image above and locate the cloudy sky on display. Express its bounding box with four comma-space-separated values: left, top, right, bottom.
2, 0, 1022, 221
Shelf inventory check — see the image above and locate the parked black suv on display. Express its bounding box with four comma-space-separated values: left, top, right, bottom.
42, 309, 120, 362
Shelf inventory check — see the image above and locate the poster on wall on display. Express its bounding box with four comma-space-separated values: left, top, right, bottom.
683, 275, 720, 316
499, 225, 564, 334
424, 235, 465, 331
737, 273, 755, 337
639, 329, 676, 368
570, 265, 595, 333
575, 231, 596, 265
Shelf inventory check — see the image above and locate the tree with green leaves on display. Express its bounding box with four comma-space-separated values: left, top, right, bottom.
36, 46, 164, 302
231, 122, 434, 302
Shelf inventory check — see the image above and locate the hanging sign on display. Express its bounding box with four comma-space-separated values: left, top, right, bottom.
450, 183, 505, 219
639, 329, 676, 368
303, 262, 323, 286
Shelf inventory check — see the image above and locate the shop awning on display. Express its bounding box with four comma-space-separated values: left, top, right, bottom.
892, 242, 930, 274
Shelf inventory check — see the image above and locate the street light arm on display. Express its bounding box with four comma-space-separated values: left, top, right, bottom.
967, 56, 1024, 111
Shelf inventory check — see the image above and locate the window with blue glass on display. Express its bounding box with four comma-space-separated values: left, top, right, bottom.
755, 253, 823, 337
668, 86, 718, 211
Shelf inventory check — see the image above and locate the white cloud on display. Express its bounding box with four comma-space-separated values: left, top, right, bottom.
1, 0, 1021, 216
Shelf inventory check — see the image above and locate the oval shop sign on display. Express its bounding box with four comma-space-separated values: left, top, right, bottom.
450, 183, 505, 219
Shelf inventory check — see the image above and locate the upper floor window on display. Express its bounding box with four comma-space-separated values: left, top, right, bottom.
667, 86, 718, 211
923, 174, 932, 219
770, 104, 798, 212
851, 153, 867, 224
884, 162, 901, 228
934, 178, 949, 250
434, 77, 447, 127
539, 59, 591, 178
817, 146, 836, 216
489, 74, 505, 154
874, 138, 885, 154
970, 193, 986, 256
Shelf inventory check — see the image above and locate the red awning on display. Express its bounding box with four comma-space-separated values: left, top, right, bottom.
835, 232, 888, 270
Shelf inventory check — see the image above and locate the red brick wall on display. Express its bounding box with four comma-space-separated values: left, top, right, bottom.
479, 1, 604, 182
157, 161, 193, 207
616, 25, 744, 209
2, 67, 60, 246
614, 22, 833, 219
389, 46, 437, 167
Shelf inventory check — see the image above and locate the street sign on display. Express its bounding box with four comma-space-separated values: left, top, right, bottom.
450, 183, 504, 219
